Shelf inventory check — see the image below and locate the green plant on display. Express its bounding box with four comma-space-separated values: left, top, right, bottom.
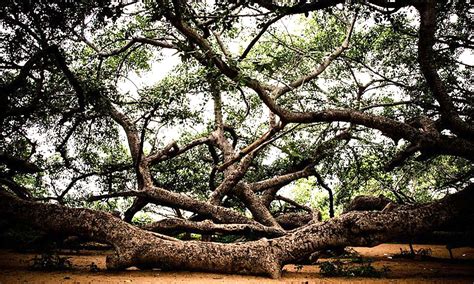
131, 214, 154, 226
346, 263, 385, 277
319, 260, 344, 276
318, 260, 389, 278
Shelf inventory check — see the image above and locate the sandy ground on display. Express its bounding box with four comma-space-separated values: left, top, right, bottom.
0, 244, 473, 283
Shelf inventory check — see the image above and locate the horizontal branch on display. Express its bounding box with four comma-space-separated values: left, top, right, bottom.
0, 152, 41, 174
97, 37, 175, 57
251, 167, 312, 192
275, 195, 313, 213
254, 0, 419, 15
90, 187, 259, 225
146, 137, 211, 165
143, 218, 285, 237
2, 182, 471, 278
88, 191, 143, 201
360, 100, 413, 111
275, 212, 317, 230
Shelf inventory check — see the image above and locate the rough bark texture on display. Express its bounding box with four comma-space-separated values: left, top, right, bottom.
143, 218, 285, 237
2, 0, 473, 280
275, 212, 319, 230
1, 183, 472, 278
344, 195, 393, 213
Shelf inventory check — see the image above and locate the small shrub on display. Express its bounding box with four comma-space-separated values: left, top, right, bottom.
89, 262, 99, 272
340, 248, 361, 258
319, 260, 344, 276
393, 247, 432, 259
30, 252, 72, 271
131, 214, 154, 226
318, 260, 389, 278
346, 263, 384, 277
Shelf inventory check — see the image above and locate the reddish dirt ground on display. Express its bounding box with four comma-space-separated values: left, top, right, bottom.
0, 244, 473, 283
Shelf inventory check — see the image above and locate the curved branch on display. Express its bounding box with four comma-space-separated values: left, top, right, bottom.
159, 4, 473, 162
144, 186, 261, 225
2, 183, 472, 278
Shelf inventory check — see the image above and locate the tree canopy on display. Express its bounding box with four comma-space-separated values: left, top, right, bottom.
0, 0, 473, 278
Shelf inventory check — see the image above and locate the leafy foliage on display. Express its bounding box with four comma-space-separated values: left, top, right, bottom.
0, 0, 472, 232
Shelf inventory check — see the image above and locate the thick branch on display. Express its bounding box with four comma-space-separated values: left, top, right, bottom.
143, 218, 285, 237
0, 179, 31, 199
275, 183, 474, 264
160, 3, 474, 162
233, 183, 282, 228
0, 152, 41, 174
251, 166, 312, 192
101, 99, 141, 164
417, 2, 474, 140
89, 188, 256, 225
275, 212, 317, 230
2, 183, 472, 278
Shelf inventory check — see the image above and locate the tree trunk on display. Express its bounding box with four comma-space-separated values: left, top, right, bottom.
1, 184, 472, 278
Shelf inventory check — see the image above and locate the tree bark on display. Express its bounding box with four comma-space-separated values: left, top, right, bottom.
143, 218, 285, 237
343, 195, 392, 213
1, 183, 472, 278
